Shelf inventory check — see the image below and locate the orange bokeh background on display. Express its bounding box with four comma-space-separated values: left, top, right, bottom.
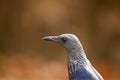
0, 0, 120, 80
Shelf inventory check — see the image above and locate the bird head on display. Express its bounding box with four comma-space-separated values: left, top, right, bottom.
43, 33, 83, 51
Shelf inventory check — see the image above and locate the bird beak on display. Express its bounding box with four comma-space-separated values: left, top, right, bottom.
42, 36, 59, 42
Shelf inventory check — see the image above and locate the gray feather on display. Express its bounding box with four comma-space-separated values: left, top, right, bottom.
43, 33, 104, 80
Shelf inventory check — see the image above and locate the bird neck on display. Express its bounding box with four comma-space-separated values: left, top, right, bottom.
67, 48, 88, 65
67, 49, 89, 80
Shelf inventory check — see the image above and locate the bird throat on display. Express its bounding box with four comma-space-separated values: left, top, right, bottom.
67, 50, 87, 65
67, 51, 87, 80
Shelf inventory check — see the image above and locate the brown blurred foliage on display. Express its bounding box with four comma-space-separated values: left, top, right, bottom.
0, 0, 120, 80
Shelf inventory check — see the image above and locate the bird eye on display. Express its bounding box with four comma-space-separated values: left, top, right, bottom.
61, 38, 67, 43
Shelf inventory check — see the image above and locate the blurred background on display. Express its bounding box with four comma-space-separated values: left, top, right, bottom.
0, 0, 120, 80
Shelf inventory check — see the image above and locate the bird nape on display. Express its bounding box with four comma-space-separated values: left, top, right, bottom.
43, 33, 104, 80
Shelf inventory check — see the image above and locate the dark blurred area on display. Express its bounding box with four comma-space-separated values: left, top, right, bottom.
0, 0, 120, 80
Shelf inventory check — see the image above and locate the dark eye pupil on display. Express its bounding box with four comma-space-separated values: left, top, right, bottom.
61, 38, 67, 43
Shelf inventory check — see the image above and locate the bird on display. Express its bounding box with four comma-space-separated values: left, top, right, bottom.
42, 33, 103, 80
